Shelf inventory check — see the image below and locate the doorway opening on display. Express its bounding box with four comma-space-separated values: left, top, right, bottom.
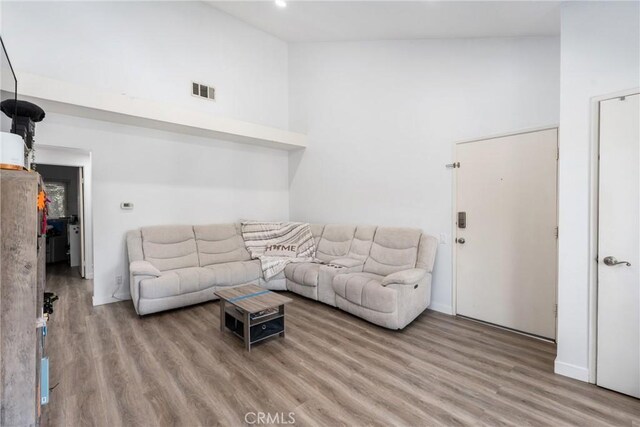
37, 164, 83, 280
33, 145, 93, 284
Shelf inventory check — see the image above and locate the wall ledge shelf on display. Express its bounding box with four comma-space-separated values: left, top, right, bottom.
16, 72, 307, 151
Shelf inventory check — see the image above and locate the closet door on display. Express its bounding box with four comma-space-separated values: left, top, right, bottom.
597, 93, 639, 398
455, 128, 558, 340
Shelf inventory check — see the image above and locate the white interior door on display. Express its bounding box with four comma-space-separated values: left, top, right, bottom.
456, 128, 558, 340
597, 93, 640, 398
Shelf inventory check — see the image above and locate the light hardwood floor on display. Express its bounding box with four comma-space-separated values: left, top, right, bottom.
43, 265, 639, 426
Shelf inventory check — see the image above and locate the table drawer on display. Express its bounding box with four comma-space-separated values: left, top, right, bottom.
251, 317, 284, 342
225, 313, 244, 337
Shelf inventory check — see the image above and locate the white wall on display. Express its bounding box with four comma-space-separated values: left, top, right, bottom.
1, 1, 288, 129
555, 1, 640, 381
38, 113, 289, 304
288, 37, 560, 314
1, 2, 291, 304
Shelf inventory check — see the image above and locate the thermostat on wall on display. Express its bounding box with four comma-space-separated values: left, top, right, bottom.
121, 202, 134, 210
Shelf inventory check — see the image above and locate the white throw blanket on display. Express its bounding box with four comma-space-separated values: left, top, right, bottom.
241, 221, 317, 280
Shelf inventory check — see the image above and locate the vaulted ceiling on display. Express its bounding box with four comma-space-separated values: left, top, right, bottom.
207, 1, 561, 43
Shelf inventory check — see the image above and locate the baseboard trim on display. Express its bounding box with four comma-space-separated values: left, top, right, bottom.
554, 360, 589, 382
429, 302, 453, 315
92, 293, 131, 306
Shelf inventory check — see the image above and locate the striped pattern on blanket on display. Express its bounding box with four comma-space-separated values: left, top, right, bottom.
241, 221, 318, 280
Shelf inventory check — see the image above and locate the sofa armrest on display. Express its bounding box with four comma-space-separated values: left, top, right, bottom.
329, 258, 364, 268
130, 260, 162, 277
381, 268, 427, 286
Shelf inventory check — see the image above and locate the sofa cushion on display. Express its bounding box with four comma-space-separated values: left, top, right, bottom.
126, 230, 144, 262
332, 272, 396, 313
140, 261, 261, 300
316, 224, 357, 262
329, 258, 363, 268
347, 225, 377, 260
260, 270, 287, 291
130, 260, 162, 277
381, 268, 426, 286
364, 227, 422, 276
203, 260, 261, 286
286, 279, 318, 300
140, 267, 213, 299
310, 224, 325, 245
284, 262, 321, 287
194, 224, 251, 267
416, 234, 439, 273
141, 226, 199, 272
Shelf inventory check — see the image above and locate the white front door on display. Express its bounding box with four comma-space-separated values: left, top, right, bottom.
597, 93, 640, 398
456, 128, 558, 340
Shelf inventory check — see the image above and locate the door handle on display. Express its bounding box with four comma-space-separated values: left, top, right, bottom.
456, 237, 466, 244
603, 256, 631, 267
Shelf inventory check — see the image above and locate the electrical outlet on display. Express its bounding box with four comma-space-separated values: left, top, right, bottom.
116, 275, 123, 285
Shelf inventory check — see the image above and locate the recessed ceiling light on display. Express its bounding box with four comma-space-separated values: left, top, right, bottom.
275, 0, 287, 8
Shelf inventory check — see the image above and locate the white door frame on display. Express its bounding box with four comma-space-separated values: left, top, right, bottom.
450, 125, 559, 327
588, 87, 640, 383
36, 144, 94, 279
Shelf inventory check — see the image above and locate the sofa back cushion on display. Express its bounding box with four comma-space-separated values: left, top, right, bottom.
141, 225, 199, 272
310, 224, 325, 247
194, 224, 251, 266
364, 227, 422, 276
416, 234, 439, 273
126, 230, 144, 262
347, 225, 377, 261
316, 224, 357, 262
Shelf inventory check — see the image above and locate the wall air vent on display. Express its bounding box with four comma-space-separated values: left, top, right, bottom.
192, 82, 215, 101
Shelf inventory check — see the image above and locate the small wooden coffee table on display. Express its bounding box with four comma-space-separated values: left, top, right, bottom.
215, 284, 292, 352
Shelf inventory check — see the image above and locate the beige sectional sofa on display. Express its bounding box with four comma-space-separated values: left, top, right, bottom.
127, 223, 437, 329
